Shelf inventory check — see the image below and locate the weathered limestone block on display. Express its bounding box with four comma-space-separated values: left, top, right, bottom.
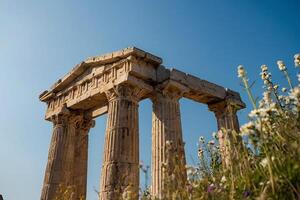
151, 84, 187, 199
40, 107, 94, 200
99, 85, 147, 200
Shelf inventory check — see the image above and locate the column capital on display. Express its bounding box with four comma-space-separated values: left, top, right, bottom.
208, 100, 235, 116
49, 105, 71, 125
104, 84, 148, 103
208, 99, 244, 118
151, 80, 189, 102
67, 113, 95, 134
49, 107, 95, 133
208, 89, 245, 115
76, 117, 95, 132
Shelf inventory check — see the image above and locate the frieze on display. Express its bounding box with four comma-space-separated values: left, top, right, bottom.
45, 59, 133, 114
40, 47, 245, 121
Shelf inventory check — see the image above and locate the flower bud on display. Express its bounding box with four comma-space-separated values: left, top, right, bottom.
294, 54, 300, 67
237, 65, 246, 78
277, 60, 286, 71
261, 64, 268, 72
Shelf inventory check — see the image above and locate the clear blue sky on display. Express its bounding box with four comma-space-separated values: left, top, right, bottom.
0, 0, 299, 199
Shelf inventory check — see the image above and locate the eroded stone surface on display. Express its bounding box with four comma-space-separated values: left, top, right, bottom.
40, 109, 94, 200
39, 47, 245, 200
151, 82, 187, 199
99, 84, 149, 200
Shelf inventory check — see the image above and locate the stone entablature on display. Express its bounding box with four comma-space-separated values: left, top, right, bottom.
40, 47, 244, 121
39, 47, 245, 200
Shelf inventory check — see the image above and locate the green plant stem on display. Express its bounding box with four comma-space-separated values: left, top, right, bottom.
268, 81, 283, 111
266, 155, 275, 194
284, 71, 293, 90
242, 77, 257, 109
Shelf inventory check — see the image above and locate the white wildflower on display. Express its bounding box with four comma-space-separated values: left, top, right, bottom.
240, 121, 255, 136
261, 64, 268, 72
261, 72, 268, 80
208, 140, 215, 145
277, 60, 286, 71
198, 148, 204, 158
263, 91, 272, 104
249, 109, 259, 118
259, 182, 264, 186
221, 176, 227, 183
284, 96, 291, 105
291, 87, 300, 100
260, 157, 268, 168
186, 165, 197, 178
282, 87, 287, 92
259, 100, 265, 107
212, 132, 217, 139
271, 156, 275, 161
238, 65, 246, 78
199, 136, 205, 143
294, 53, 300, 67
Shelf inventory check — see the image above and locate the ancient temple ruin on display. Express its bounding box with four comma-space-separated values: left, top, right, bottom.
39, 47, 245, 200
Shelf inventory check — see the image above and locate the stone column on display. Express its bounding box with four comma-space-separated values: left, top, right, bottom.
41, 107, 94, 200
99, 85, 144, 200
73, 117, 95, 200
209, 100, 240, 132
40, 107, 77, 200
208, 100, 241, 168
151, 88, 187, 199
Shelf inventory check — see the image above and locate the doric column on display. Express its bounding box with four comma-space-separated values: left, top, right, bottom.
73, 117, 95, 200
40, 106, 94, 200
151, 86, 187, 199
209, 100, 240, 132
208, 99, 241, 168
99, 85, 145, 200
41, 107, 76, 200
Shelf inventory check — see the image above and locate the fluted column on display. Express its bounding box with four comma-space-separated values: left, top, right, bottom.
151, 90, 187, 199
209, 101, 240, 132
41, 107, 94, 200
73, 118, 95, 200
99, 85, 144, 200
208, 100, 241, 167
41, 107, 77, 200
